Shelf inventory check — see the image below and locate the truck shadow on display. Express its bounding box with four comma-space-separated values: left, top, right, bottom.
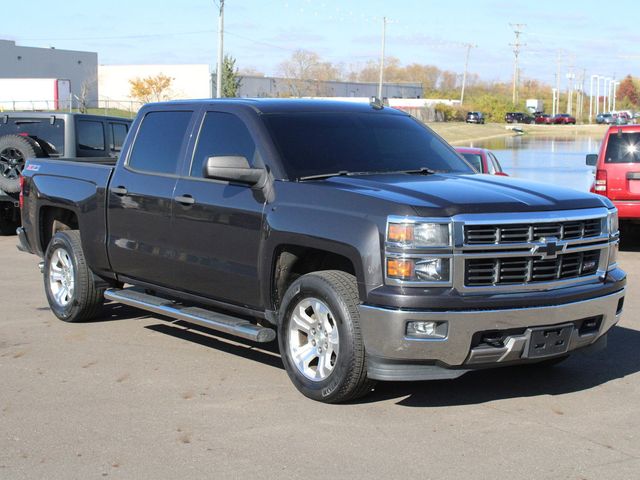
145, 321, 284, 370
362, 325, 640, 407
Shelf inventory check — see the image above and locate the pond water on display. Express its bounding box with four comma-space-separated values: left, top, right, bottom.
466, 136, 602, 192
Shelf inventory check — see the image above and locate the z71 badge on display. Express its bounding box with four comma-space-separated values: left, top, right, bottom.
25, 164, 40, 172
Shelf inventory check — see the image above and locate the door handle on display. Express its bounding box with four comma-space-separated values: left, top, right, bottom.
111, 186, 128, 196
175, 194, 195, 205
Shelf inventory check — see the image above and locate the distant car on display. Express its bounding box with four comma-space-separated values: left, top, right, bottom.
553, 114, 576, 125
597, 113, 616, 125
534, 114, 553, 124
465, 111, 485, 124
455, 147, 508, 176
505, 112, 534, 124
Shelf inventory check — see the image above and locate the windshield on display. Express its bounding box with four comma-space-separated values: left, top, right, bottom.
263, 112, 473, 179
605, 132, 640, 163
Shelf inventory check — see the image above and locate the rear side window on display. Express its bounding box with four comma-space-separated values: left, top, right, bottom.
190, 112, 258, 177
128, 111, 193, 175
77, 120, 105, 151
0, 117, 65, 155
604, 132, 640, 163
460, 153, 483, 172
110, 123, 129, 152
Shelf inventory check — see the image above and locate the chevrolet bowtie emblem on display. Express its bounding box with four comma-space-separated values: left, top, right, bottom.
533, 237, 562, 259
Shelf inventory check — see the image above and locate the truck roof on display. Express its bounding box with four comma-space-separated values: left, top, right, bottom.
143, 98, 408, 115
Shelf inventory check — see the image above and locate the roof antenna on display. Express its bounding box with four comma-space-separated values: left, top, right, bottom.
369, 96, 384, 110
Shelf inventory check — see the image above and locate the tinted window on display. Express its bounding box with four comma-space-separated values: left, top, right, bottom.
77, 120, 105, 151
128, 111, 192, 174
110, 123, 129, 152
460, 153, 483, 172
604, 132, 640, 163
264, 112, 473, 179
0, 117, 65, 155
191, 112, 258, 177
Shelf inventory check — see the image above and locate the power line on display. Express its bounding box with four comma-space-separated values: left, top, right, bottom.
509, 23, 526, 104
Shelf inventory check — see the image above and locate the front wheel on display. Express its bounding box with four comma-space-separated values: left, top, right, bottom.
43, 230, 105, 322
278, 271, 375, 403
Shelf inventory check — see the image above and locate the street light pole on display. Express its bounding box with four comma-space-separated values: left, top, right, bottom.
215, 0, 225, 98
377, 16, 387, 100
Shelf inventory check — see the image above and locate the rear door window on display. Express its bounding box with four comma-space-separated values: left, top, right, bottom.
128, 110, 193, 175
110, 122, 129, 153
77, 120, 105, 152
604, 132, 640, 163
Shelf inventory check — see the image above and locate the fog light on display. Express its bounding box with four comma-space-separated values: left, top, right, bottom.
406, 321, 448, 339
608, 242, 619, 270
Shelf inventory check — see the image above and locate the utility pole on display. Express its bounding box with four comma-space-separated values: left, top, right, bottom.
509, 24, 526, 105
215, 0, 225, 98
613, 80, 620, 111
553, 50, 562, 116
460, 43, 476, 106
377, 16, 387, 100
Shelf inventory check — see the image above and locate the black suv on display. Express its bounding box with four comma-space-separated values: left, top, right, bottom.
505, 112, 534, 124
465, 112, 485, 124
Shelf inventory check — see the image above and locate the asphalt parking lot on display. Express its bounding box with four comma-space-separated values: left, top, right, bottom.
1, 233, 639, 480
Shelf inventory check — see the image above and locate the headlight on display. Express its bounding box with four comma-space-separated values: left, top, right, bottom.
387, 220, 451, 248
386, 257, 451, 283
608, 210, 619, 236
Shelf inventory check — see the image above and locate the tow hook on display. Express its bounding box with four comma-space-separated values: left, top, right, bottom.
38, 261, 44, 273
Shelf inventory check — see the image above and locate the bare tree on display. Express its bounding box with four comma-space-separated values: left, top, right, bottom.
278, 49, 341, 96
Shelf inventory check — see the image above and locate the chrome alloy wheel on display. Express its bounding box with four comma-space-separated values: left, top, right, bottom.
288, 297, 340, 381
48, 248, 75, 307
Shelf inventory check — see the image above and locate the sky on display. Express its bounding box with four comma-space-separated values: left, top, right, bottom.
2, 0, 639, 86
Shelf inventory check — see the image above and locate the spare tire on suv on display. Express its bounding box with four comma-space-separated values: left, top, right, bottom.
0, 134, 43, 193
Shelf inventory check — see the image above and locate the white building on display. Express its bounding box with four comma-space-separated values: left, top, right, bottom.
98, 64, 212, 111
0, 39, 98, 107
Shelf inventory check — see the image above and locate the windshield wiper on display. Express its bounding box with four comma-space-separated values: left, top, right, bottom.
298, 170, 351, 181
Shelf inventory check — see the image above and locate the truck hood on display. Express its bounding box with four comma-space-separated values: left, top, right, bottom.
320, 173, 611, 216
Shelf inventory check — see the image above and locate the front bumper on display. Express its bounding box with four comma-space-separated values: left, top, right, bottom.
359, 287, 625, 381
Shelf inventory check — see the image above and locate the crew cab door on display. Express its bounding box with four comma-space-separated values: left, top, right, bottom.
107, 109, 196, 286
601, 128, 640, 201
170, 110, 265, 308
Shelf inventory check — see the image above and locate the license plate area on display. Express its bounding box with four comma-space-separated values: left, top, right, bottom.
526, 324, 573, 358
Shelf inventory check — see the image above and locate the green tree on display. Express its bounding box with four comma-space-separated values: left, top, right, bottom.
221, 55, 242, 98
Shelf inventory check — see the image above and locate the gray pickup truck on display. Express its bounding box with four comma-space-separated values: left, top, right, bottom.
0, 112, 131, 235
18, 99, 626, 403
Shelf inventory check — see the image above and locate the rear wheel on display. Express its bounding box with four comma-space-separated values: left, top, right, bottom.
278, 271, 375, 403
43, 230, 105, 322
0, 135, 43, 193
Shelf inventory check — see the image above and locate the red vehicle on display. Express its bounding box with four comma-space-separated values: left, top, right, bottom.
553, 113, 576, 125
587, 125, 640, 220
455, 147, 508, 176
535, 114, 553, 124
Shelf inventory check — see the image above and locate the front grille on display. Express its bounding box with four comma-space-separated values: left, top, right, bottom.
465, 218, 602, 244
465, 251, 600, 286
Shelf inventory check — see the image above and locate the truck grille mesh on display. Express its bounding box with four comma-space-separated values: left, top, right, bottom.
465, 251, 600, 286
464, 218, 602, 245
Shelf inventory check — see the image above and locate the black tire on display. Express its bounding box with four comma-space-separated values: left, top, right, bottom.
0, 134, 43, 193
278, 270, 375, 403
0, 202, 19, 235
43, 230, 105, 322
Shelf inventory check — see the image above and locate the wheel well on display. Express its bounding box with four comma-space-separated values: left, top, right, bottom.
39, 206, 78, 252
272, 246, 357, 309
